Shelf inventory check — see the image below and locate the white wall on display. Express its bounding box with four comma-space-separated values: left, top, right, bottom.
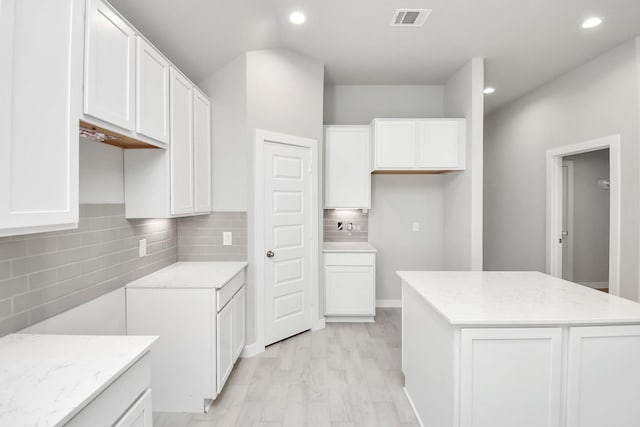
201, 48, 325, 347
324, 85, 444, 124
369, 175, 444, 301
324, 84, 446, 302
198, 55, 248, 212
79, 138, 124, 204
484, 40, 640, 300
442, 58, 484, 270
564, 150, 610, 283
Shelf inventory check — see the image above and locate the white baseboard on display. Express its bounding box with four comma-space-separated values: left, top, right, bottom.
403, 387, 425, 427
240, 342, 264, 358
376, 299, 401, 308
312, 317, 326, 330
578, 281, 609, 289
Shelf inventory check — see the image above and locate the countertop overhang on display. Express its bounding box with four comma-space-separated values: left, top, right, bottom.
398, 271, 640, 327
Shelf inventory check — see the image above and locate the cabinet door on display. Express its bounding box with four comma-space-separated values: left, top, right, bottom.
324, 126, 371, 209
193, 89, 212, 214
84, 0, 135, 131
566, 325, 640, 427
460, 328, 562, 427
417, 120, 463, 169
169, 68, 194, 215
216, 301, 234, 393
136, 37, 169, 143
325, 266, 375, 316
114, 389, 152, 427
232, 286, 246, 360
0, 0, 82, 236
373, 120, 416, 169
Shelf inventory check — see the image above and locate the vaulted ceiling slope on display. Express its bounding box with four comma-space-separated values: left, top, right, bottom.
110, 0, 640, 112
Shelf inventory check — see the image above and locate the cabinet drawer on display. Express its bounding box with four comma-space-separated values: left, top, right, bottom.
216, 269, 246, 312
324, 253, 375, 266
67, 353, 151, 427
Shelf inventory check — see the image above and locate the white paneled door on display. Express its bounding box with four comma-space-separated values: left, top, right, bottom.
264, 141, 313, 345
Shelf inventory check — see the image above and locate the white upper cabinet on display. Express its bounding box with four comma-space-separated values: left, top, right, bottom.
418, 119, 465, 169
0, 0, 84, 237
169, 68, 194, 216
373, 119, 416, 169
84, 0, 135, 131
372, 118, 465, 171
193, 89, 212, 214
324, 126, 371, 209
136, 37, 170, 144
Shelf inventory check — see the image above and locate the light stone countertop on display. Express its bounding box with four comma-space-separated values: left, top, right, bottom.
323, 242, 377, 253
126, 261, 248, 289
397, 270, 640, 326
0, 334, 156, 427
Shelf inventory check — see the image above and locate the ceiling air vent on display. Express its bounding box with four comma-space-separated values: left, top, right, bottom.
390, 9, 431, 27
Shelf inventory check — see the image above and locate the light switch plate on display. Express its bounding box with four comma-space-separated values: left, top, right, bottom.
413, 222, 420, 232
223, 232, 232, 246
139, 239, 147, 257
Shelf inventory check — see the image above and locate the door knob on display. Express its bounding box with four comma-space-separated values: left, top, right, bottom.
266, 250, 275, 258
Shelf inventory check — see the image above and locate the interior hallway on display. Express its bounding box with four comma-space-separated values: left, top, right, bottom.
154, 308, 419, 427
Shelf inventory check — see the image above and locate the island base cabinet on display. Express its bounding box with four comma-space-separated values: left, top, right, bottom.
114, 389, 152, 427
566, 325, 640, 427
459, 328, 563, 427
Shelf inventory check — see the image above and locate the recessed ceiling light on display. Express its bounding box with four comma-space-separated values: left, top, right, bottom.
289, 11, 306, 25
582, 17, 603, 29
483, 87, 496, 95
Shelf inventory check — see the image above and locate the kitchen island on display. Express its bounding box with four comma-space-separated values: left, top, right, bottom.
398, 271, 640, 427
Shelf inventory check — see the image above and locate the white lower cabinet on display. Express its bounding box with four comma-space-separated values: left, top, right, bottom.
126, 269, 246, 413
566, 325, 640, 427
460, 328, 563, 427
324, 252, 375, 322
67, 353, 152, 427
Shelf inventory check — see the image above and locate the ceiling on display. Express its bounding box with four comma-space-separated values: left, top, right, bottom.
109, 0, 640, 113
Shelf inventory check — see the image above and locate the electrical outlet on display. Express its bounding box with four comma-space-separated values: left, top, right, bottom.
138, 239, 147, 257
413, 222, 420, 232
223, 232, 232, 246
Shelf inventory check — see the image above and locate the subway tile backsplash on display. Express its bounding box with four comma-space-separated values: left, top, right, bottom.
178, 212, 247, 262
324, 209, 369, 242
0, 204, 177, 337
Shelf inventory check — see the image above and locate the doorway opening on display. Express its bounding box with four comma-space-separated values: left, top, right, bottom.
561, 150, 610, 292
546, 135, 620, 295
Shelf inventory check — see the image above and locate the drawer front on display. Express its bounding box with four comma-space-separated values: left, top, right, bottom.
216, 269, 246, 312
324, 253, 375, 266
67, 353, 151, 427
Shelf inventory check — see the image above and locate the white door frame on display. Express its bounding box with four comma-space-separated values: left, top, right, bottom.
546, 135, 620, 295
253, 129, 319, 354
562, 160, 574, 282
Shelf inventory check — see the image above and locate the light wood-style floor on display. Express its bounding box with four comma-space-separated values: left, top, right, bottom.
154, 308, 419, 427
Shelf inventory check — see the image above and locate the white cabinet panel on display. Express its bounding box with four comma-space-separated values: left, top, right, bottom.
135, 37, 169, 144
373, 120, 416, 169
324, 126, 371, 209
216, 301, 234, 393
460, 328, 562, 427
566, 325, 640, 427
0, 0, 83, 236
417, 119, 463, 169
325, 266, 375, 316
84, 0, 135, 131
169, 68, 194, 215
193, 89, 212, 214
233, 286, 246, 360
